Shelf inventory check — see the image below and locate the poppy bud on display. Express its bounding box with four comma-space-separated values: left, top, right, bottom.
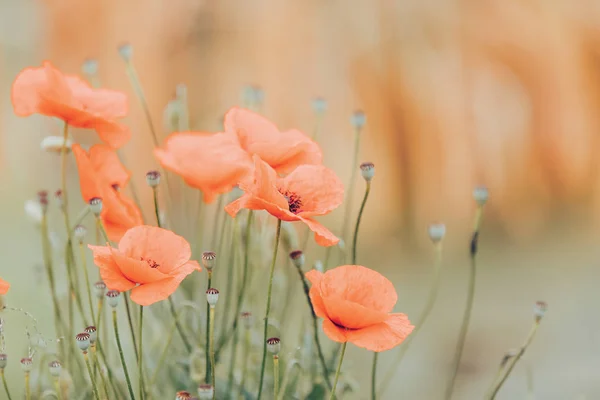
176, 390, 192, 400
76, 332, 91, 351
94, 281, 107, 299
84, 326, 97, 343
428, 223, 446, 243
206, 288, 219, 308
48, 360, 62, 377
118, 43, 133, 61
146, 171, 161, 188
311, 97, 328, 114
253, 86, 265, 105
351, 110, 366, 129
360, 162, 375, 182
289, 250, 305, 268
74, 225, 87, 243
197, 384, 214, 400
534, 301, 547, 322
202, 252, 216, 271
0, 354, 6, 369
240, 312, 253, 329
106, 290, 120, 308
41, 136, 72, 154
20, 357, 33, 372
267, 337, 281, 355
314, 260, 324, 273
82, 58, 99, 76
89, 197, 103, 216
337, 239, 346, 250
473, 186, 489, 206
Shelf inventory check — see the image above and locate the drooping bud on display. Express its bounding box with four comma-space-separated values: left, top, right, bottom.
176, 390, 192, 400
351, 110, 366, 129
202, 252, 216, 271
76, 332, 91, 351
20, 357, 33, 372
473, 186, 489, 206
48, 360, 62, 377
289, 250, 305, 268
311, 97, 328, 114
41, 136, 72, 154
84, 326, 98, 343
359, 162, 375, 182
428, 223, 446, 243
74, 225, 87, 243
89, 197, 103, 216
266, 337, 281, 355
146, 171, 161, 188
0, 354, 6, 369
206, 288, 219, 308
94, 281, 107, 299
197, 384, 214, 400
82, 58, 99, 76
118, 43, 133, 61
534, 301, 547, 322
240, 312, 253, 329
106, 290, 120, 308
314, 260, 324, 273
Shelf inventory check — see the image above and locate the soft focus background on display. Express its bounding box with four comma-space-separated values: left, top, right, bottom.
2, 0, 600, 399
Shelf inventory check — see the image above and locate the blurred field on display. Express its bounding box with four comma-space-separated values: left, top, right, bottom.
3, 0, 600, 399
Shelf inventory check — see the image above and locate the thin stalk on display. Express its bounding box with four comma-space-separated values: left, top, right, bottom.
123, 294, 139, 361
445, 206, 484, 400
217, 213, 233, 336
138, 305, 145, 400
210, 195, 225, 250
150, 318, 178, 385
209, 307, 216, 399
378, 241, 444, 396
54, 377, 64, 400
84, 352, 100, 400
329, 342, 347, 400
152, 187, 161, 227
371, 353, 378, 400
204, 271, 213, 383
256, 219, 283, 400
226, 319, 240, 400
92, 345, 109, 399
277, 361, 301, 400
66, 241, 90, 325
239, 329, 251, 397
113, 310, 136, 400
488, 322, 540, 399
1, 369, 12, 400
273, 356, 280, 398
124, 61, 159, 147
352, 180, 371, 264
24, 371, 30, 400
80, 242, 96, 323
167, 297, 192, 352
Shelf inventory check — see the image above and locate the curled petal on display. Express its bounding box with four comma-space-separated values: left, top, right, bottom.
88, 245, 136, 292
130, 277, 179, 306
298, 217, 339, 247
345, 313, 414, 352
321, 295, 388, 329
322, 319, 348, 343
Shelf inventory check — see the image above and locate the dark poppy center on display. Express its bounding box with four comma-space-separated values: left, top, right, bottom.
140, 256, 160, 269
280, 190, 302, 214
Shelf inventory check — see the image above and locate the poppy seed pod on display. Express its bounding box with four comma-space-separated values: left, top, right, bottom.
176, 391, 192, 400
82, 58, 99, 76
84, 326, 97, 343
314, 260, 324, 273
94, 281, 107, 299
146, 171, 161, 188
41, 136, 72, 154
74, 225, 87, 243
473, 186, 489, 206
360, 162, 375, 182
534, 301, 547, 322
351, 110, 366, 129
206, 288, 219, 308
311, 97, 328, 114
0, 354, 7, 369
202, 252, 216, 271
48, 360, 62, 377
240, 312, 254, 329
75, 332, 91, 351
253, 86, 265, 105
289, 250, 305, 268
118, 43, 133, 61
106, 290, 120, 308
20, 357, 33, 372
197, 384, 214, 400
89, 197, 103, 216
267, 337, 281, 355
428, 223, 446, 243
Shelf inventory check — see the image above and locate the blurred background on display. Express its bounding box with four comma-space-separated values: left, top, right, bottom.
2, 0, 600, 398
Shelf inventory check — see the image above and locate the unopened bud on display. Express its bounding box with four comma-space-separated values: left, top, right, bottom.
106, 290, 120, 308
20, 357, 33, 372
76, 332, 91, 351
428, 223, 446, 243
74, 225, 87, 243
311, 97, 328, 114
94, 281, 107, 299
146, 171, 161, 188
289, 250, 305, 268
198, 384, 214, 400
89, 197, 103, 216
48, 360, 62, 377
84, 326, 97, 343
314, 260, 324, 273
534, 301, 547, 322
176, 391, 192, 400
0, 354, 6, 369
267, 337, 281, 355
206, 288, 219, 308
41, 136, 72, 154
82, 58, 99, 76
351, 110, 366, 129
202, 252, 216, 271
360, 162, 375, 182
118, 43, 133, 61
240, 312, 253, 329
473, 186, 489, 206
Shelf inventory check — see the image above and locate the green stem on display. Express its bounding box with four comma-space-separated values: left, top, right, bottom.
150, 317, 178, 385
54, 377, 64, 400
84, 352, 100, 400
217, 213, 233, 336
226, 319, 240, 400
152, 187, 161, 227
273, 356, 280, 398
205, 271, 212, 383
123, 294, 139, 362
352, 180, 371, 265
93, 345, 109, 399
80, 242, 96, 324
239, 329, 251, 397
256, 219, 282, 400
24, 372, 30, 400
1, 370, 12, 400
113, 310, 136, 400
371, 353, 378, 400
209, 307, 216, 399
138, 305, 145, 400
329, 342, 347, 400
66, 241, 90, 325
378, 242, 444, 396
168, 297, 192, 352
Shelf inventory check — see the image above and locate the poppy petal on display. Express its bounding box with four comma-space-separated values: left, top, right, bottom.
93, 119, 131, 149
0, 278, 10, 295
64, 76, 128, 118
283, 164, 344, 217
322, 319, 348, 343
298, 217, 340, 247
306, 270, 328, 319
88, 245, 136, 292
321, 295, 388, 329
89, 145, 131, 189
72, 144, 104, 201
101, 192, 144, 243
345, 313, 414, 352
110, 248, 167, 284
130, 277, 179, 306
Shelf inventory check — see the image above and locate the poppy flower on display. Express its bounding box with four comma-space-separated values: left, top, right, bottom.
154, 131, 252, 203
0, 278, 9, 295
225, 155, 343, 246
306, 265, 414, 352
89, 225, 201, 306
72, 144, 143, 242
224, 107, 322, 174
11, 61, 130, 148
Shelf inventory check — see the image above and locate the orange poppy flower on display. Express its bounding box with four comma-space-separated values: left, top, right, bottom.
306, 265, 414, 352
0, 278, 9, 295
73, 144, 143, 242
154, 131, 252, 203
225, 155, 343, 246
11, 61, 130, 148
89, 225, 201, 306
224, 107, 322, 174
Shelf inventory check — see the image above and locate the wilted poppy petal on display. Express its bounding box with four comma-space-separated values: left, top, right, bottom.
88, 245, 136, 292
345, 313, 414, 352
322, 319, 348, 343
0, 278, 10, 295
110, 248, 167, 284
298, 217, 339, 247
283, 165, 344, 217
321, 295, 388, 329
130, 277, 179, 306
